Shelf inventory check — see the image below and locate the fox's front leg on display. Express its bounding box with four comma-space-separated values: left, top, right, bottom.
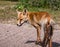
31, 23, 41, 44
36, 26, 41, 43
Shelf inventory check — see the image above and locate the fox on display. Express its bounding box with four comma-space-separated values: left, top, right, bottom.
16, 9, 55, 47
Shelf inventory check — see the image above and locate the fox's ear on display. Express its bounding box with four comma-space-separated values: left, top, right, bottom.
23, 8, 28, 15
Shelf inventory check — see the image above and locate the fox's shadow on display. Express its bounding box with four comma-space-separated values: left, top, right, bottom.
52, 42, 60, 47
25, 40, 60, 47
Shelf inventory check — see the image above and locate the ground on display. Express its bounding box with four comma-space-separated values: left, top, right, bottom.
0, 23, 60, 47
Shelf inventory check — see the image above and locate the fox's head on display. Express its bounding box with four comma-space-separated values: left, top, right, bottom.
17, 9, 28, 26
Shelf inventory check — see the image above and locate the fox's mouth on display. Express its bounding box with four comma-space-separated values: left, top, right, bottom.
17, 20, 28, 27
17, 23, 23, 26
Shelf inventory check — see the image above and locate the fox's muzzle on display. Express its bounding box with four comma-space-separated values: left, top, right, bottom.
17, 20, 28, 27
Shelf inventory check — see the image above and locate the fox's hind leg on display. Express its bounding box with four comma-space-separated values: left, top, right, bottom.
42, 23, 53, 47
48, 25, 53, 47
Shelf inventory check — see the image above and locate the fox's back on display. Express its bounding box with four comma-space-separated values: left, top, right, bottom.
28, 12, 51, 24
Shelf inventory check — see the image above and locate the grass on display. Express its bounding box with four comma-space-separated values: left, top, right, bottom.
0, 1, 60, 24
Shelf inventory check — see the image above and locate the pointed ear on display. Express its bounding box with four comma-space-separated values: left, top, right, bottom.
23, 8, 28, 15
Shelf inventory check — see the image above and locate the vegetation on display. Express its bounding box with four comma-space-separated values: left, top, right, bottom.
1, 0, 60, 10
15, 0, 60, 11
0, 0, 60, 24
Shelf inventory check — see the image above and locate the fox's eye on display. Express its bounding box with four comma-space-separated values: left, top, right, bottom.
20, 19, 23, 21
23, 13, 25, 15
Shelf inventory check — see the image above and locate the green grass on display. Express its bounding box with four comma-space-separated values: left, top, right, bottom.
0, 1, 60, 24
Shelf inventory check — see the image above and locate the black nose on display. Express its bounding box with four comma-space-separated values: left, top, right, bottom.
17, 24, 22, 27
17, 24, 20, 26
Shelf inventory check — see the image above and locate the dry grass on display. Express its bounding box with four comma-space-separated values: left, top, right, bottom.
0, 1, 18, 24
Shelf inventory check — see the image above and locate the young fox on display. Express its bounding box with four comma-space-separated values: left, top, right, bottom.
17, 9, 55, 47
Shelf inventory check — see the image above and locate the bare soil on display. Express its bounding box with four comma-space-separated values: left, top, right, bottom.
0, 23, 60, 47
